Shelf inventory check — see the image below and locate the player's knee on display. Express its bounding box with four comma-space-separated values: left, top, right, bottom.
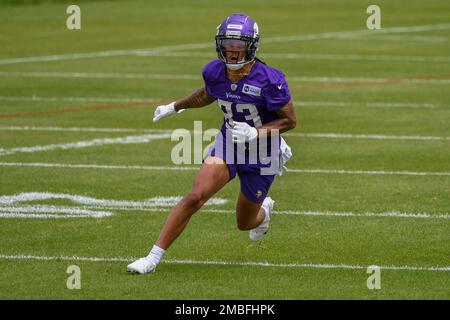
184, 191, 206, 210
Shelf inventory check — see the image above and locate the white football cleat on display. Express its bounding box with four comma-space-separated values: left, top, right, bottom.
127, 257, 156, 274
249, 197, 275, 241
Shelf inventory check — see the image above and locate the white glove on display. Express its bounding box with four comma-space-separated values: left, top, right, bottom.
153, 102, 184, 122
278, 137, 292, 176
230, 121, 258, 143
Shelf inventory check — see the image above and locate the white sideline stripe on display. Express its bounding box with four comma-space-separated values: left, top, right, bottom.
0, 205, 112, 218
0, 42, 213, 65
335, 35, 450, 43
0, 204, 113, 219
137, 51, 450, 63
0, 133, 171, 156
0, 95, 445, 110
274, 210, 450, 219
0, 192, 227, 207
0, 126, 172, 133
1, 72, 450, 85
286, 168, 450, 177
0, 162, 199, 171
295, 100, 439, 109
288, 76, 450, 84
1, 126, 449, 141
7, 204, 449, 220
0, 207, 101, 218
1, 22, 450, 65
263, 23, 450, 44
0, 254, 448, 271
0, 213, 104, 219
262, 53, 450, 62
0, 71, 200, 81
283, 132, 450, 141
0, 202, 109, 219
1, 162, 449, 177
70, 205, 450, 220
0, 192, 228, 219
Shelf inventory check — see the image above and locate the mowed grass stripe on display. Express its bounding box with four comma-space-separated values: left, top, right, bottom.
0, 254, 449, 272
2, 22, 450, 65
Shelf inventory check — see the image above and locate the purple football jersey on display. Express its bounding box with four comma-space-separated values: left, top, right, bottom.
202, 59, 291, 131
203, 59, 290, 165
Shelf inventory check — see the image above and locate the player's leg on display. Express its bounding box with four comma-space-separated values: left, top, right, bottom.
235, 171, 276, 240
127, 156, 231, 274
155, 156, 230, 249
235, 191, 264, 230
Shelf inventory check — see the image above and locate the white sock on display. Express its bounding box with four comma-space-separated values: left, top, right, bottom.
147, 244, 165, 265
261, 205, 270, 223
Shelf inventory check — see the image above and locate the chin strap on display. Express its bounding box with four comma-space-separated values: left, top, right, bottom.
226, 63, 245, 70
226, 59, 255, 72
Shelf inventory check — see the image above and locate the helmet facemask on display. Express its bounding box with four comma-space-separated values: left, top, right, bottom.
215, 36, 259, 70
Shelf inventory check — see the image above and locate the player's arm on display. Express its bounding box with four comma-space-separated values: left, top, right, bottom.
153, 87, 216, 123
230, 100, 296, 143
174, 87, 216, 111
257, 100, 297, 137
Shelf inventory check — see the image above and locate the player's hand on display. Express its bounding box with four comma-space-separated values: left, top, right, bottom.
153, 102, 184, 122
230, 121, 258, 143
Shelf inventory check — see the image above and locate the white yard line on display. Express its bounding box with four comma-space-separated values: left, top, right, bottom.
294, 101, 439, 109
288, 76, 450, 84
2, 204, 448, 220
1, 202, 449, 220
261, 53, 450, 62
0, 162, 199, 171
0, 126, 171, 133
273, 210, 450, 219
0, 192, 227, 218
283, 132, 450, 141
0, 192, 227, 208
334, 35, 450, 43
1, 23, 450, 65
0, 95, 442, 109
0, 213, 101, 219
0, 43, 213, 65
0, 71, 200, 81
136, 51, 450, 63
1, 126, 449, 141
262, 23, 450, 44
57, 205, 450, 220
286, 168, 450, 177
0, 133, 171, 156
1, 72, 449, 85
0, 204, 112, 219
0, 253, 448, 271
0, 162, 449, 177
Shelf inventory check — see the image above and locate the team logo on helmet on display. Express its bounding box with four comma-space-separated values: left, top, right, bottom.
253, 22, 259, 38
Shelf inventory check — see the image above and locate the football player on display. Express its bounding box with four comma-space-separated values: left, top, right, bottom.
127, 13, 296, 274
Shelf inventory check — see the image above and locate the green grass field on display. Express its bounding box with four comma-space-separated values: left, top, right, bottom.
0, 0, 449, 299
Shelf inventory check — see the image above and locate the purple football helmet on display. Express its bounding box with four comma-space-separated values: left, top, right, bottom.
215, 13, 260, 70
